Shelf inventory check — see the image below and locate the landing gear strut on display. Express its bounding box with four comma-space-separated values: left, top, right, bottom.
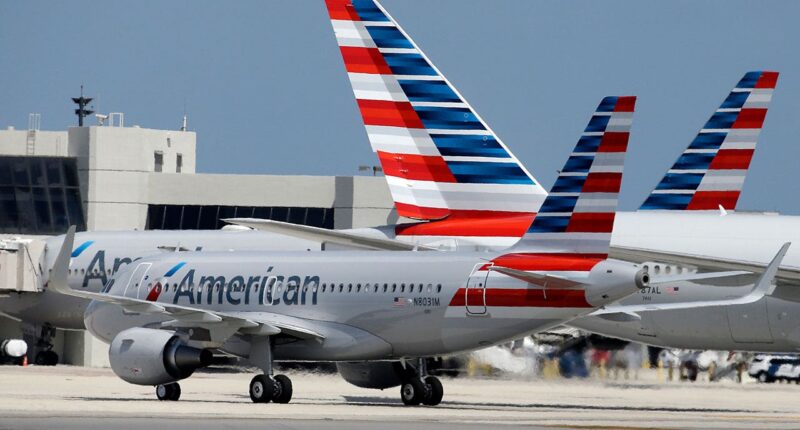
248, 336, 293, 404
156, 382, 181, 401
400, 358, 444, 406
23, 323, 59, 366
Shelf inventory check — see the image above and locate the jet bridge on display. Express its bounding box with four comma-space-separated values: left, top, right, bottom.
0, 238, 45, 294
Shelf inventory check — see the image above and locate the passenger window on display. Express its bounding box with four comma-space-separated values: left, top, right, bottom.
322, 284, 327, 293
401, 283, 405, 293
348, 284, 353, 293
339, 284, 344, 293
418, 284, 423, 293
383, 283, 388, 293
392, 284, 397, 292
437, 284, 442, 293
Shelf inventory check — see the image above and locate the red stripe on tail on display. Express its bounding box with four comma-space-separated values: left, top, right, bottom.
357, 99, 424, 128
687, 191, 741, 210
378, 151, 457, 183
394, 202, 450, 220
566, 212, 615, 233
732, 108, 767, 129
581, 172, 622, 193
395, 210, 535, 237
340, 47, 392, 74
489, 253, 606, 271
708, 149, 754, 170
755, 71, 779, 89
325, 0, 361, 21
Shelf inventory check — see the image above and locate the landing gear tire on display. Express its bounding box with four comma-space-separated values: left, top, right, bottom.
400, 378, 425, 406
34, 350, 58, 366
156, 383, 181, 401
422, 376, 443, 406
272, 374, 293, 404
250, 374, 275, 403
757, 372, 772, 383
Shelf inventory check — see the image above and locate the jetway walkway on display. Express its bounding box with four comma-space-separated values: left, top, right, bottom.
0, 238, 44, 294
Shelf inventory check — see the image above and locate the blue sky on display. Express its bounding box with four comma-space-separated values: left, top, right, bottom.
2, 1, 799, 213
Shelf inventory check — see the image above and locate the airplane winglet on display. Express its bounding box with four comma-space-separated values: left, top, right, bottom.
756, 242, 790, 297
49, 225, 76, 296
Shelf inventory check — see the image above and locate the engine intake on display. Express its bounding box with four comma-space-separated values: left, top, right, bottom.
109, 327, 212, 386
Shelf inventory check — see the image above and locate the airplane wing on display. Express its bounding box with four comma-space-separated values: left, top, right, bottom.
593, 242, 790, 318
609, 244, 800, 286
223, 218, 436, 251
48, 227, 324, 343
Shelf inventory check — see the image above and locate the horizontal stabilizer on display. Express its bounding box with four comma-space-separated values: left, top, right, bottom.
223, 218, 435, 251
489, 265, 584, 289
649, 270, 750, 285
594, 242, 790, 315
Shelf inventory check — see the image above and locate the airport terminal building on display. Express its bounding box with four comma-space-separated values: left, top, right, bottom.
0, 117, 398, 366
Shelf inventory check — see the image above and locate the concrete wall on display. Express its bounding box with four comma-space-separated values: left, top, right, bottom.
69, 126, 197, 230
0, 129, 68, 156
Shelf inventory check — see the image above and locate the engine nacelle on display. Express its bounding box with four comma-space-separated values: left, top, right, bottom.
337, 361, 405, 389
108, 327, 212, 386
585, 259, 649, 307
1, 339, 27, 358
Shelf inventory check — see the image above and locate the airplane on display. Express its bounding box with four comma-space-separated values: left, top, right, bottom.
0, 0, 781, 365
51, 95, 651, 404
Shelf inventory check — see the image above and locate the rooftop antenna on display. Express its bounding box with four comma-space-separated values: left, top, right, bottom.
180, 98, 188, 131
72, 85, 94, 127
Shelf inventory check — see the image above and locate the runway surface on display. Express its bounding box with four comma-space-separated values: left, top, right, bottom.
0, 366, 798, 429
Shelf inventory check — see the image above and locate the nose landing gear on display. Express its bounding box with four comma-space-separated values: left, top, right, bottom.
156, 382, 181, 401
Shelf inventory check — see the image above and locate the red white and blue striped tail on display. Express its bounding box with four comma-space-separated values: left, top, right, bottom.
324, 0, 547, 220
510, 96, 636, 257
640, 71, 778, 211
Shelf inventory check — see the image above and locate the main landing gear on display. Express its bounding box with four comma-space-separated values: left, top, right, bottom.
248, 336, 293, 404
400, 358, 444, 406
22, 323, 59, 366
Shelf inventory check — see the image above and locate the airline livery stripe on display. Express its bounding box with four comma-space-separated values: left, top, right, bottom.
566, 212, 615, 233
393, 202, 450, 220
71, 241, 94, 258
581, 172, 622, 193
687, 191, 741, 210
395, 211, 535, 237
448, 288, 592, 308
377, 151, 457, 182
731, 108, 768, 129
357, 99, 424, 128
708, 149, 754, 170
340, 47, 392, 74
489, 253, 606, 271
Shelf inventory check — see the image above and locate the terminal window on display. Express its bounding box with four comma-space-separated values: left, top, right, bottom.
0, 156, 87, 234
154, 151, 163, 173
146, 205, 334, 230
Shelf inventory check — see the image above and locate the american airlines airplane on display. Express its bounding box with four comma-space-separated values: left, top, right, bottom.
51, 100, 656, 404
0, 0, 782, 365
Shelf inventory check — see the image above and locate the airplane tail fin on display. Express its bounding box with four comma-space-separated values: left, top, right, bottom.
640, 71, 778, 211
324, 0, 547, 220
509, 96, 636, 256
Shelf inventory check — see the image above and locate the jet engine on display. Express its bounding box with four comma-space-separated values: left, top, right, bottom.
108, 327, 212, 386
585, 260, 649, 306
336, 362, 406, 389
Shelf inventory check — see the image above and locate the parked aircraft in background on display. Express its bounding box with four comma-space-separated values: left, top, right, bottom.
57, 96, 648, 404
